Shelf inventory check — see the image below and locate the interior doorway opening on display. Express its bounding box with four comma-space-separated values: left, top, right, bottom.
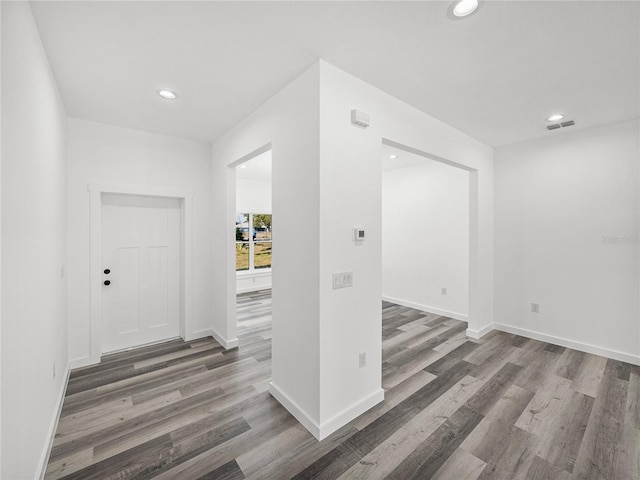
381, 139, 475, 325
231, 146, 273, 335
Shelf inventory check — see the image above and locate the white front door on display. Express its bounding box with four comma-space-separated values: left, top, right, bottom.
101, 194, 181, 353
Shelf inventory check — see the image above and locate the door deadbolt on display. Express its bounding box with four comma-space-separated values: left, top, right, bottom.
104, 269, 111, 275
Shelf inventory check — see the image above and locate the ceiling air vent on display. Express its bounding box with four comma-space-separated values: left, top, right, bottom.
546, 120, 575, 131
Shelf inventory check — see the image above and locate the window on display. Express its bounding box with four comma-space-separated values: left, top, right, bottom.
236, 213, 272, 271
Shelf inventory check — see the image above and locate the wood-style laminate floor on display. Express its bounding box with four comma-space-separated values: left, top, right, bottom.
46, 290, 640, 479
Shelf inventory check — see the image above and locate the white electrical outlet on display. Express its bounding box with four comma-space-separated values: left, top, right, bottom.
359, 352, 366, 368
531, 303, 539, 313
441, 287, 447, 295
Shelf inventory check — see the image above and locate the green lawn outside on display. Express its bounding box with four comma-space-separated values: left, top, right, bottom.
236, 242, 271, 270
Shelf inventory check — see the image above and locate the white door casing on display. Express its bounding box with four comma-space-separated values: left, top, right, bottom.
85, 184, 194, 367
101, 194, 181, 353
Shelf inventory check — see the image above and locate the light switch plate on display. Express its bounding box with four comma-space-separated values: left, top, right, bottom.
333, 272, 353, 289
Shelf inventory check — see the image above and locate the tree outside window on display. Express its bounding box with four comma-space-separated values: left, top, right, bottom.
236, 213, 272, 271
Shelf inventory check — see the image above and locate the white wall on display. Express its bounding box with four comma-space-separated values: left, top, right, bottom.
495, 119, 640, 362
212, 62, 321, 424
236, 178, 272, 214
318, 62, 494, 339
382, 159, 469, 319
67, 118, 213, 366
236, 178, 273, 293
316, 61, 493, 428
211, 60, 494, 440
1, 3, 68, 478
317, 64, 384, 429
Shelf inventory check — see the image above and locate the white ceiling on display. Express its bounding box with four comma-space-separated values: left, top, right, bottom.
30, 1, 640, 147
382, 143, 433, 172
236, 149, 272, 182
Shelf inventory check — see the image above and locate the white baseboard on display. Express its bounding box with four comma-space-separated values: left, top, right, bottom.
37, 362, 71, 479
382, 295, 468, 322
187, 328, 214, 341
211, 328, 238, 350
71, 331, 219, 368
269, 382, 385, 441
494, 323, 640, 366
269, 382, 321, 439
318, 388, 385, 440
466, 322, 495, 339
69, 355, 94, 369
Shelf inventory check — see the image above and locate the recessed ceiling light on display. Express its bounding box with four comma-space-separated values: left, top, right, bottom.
389, 154, 398, 159
157, 89, 178, 100
239, 165, 247, 169
547, 113, 564, 122
453, 0, 479, 17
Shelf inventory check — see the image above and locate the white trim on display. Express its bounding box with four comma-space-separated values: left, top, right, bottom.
190, 328, 214, 339
317, 388, 385, 440
382, 295, 468, 322
102, 337, 182, 356
269, 382, 321, 439
69, 356, 92, 370
228, 143, 272, 169
37, 362, 71, 480
88, 183, 195, 365
88, 183, 194, 198
236, 269, 272, 278
381, 138, 486, 335
236, 270, 272, 294
182, 195, 195, 342
382, 139, 475, 172
494, 323, 640, 366
269, 382, 384, 441
211, 328, 239, 350
466, 322, 495, 339
69, 331, 207, 369
227, 143, 272, 371
237, 284, 273, 294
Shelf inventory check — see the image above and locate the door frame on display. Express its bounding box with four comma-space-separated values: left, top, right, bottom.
88, 183, 194, 365
381, 138, 484, 338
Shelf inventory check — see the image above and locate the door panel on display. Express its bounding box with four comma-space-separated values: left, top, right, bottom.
102, 194, 181, 353
111, 246, 141, 335
148, 245, 170, 328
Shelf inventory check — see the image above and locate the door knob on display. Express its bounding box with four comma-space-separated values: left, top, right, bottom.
104, 269, 111, 275
104, 280, 111, 286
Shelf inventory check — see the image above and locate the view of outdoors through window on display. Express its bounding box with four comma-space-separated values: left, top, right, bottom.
236, 213, 272, 271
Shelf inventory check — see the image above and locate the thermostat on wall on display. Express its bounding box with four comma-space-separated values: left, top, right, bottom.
354, 228, 365, 241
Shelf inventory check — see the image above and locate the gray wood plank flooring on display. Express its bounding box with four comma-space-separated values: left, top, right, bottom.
46, 291, 640, 479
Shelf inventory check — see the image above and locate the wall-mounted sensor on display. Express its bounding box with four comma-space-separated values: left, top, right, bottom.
351, 109, 371, 128
354, 228, 365, 241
